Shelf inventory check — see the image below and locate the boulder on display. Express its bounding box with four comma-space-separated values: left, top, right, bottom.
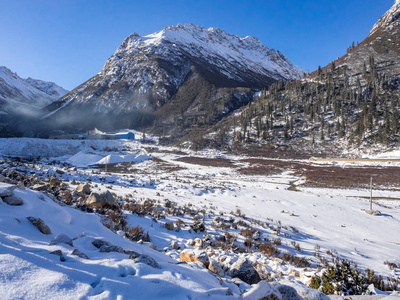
27, 217, 52, 235
230, 257, 261, 285
32, 184, 48, 191
99, 245, 124, 253
76, 183, 90, 194
194, 238, 203, 249
0, 185, 16, 197
180, 249, 210, 268
86, 190, 115, 208
208, 258, 224, 276
273, 280, 330, 300
17, 182, 25, 190
288, 269, 300, 278
165, 221, 174, 231
56, 169, 65, 175
130, 254, 160, 269
3, 196, 23, 206
50, 250, 65, 262
71, 249, 89, 259
242, 281, 282, 300
171, 241, 180, 249
92, 239, 111, 249
0, 174, 5, 182
91, 238, 124, 253
49, 234, 74, 247
272, 284, 303, 300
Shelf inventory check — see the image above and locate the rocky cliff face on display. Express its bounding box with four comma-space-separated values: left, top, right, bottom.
43, 24, 306, 129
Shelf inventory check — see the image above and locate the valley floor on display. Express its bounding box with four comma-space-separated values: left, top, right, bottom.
0, 136, 399, 299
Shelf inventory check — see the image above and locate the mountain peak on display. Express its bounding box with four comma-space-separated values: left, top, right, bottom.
369, 0, 400, 36
112, 24, 305, 82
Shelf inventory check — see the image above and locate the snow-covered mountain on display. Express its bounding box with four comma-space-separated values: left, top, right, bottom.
44, 24, 306, 128
0, 66, 68, 115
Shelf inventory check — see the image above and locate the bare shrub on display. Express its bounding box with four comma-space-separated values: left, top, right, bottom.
258, 242, 280, 258
125, 225, 150, 242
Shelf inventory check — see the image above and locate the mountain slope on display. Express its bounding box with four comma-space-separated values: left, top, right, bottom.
335, 0, 400, 76
0, 66, 68, 115
192, 0, 400, 154
43, 24, 306, 130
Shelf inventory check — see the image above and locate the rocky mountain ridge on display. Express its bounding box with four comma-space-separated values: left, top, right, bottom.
0, 66, 68, 115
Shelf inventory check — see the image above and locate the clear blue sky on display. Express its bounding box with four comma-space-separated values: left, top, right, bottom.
0, 0, 394, 90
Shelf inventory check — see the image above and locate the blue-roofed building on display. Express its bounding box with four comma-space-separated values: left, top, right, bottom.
115, 131, 135, 140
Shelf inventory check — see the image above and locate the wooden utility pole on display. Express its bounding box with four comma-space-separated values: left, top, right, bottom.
370, 176, 373, 211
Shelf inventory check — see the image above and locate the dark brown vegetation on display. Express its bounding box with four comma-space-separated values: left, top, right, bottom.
175, 156, 234, 168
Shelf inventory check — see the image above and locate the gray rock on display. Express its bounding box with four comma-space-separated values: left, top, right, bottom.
86, 190, 115, 208
171, 240, 180, 249
50, 250, 65, 261
130, 254, 160, 269
230, 257, 261, 285
99, 245, 124, 253
165, 221, 174, 231
123, 249, 141, 256
92, 239, 112, 249
27, 217, 52, 235
0, 185, 16, 197
49, 234, 74, 247
272, 284, 303, 300
32, 184, 48, 191
92, 239, 124, 253
0, 174, 6, 182
76, 183, 91, 194
243, 281, 282, 300
3, 196, 23, 206
71, 249, 89, 259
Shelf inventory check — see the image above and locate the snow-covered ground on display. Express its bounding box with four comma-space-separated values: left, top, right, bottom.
1, 136, 399, 299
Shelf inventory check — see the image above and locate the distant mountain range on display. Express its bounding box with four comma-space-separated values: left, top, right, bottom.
42, 24, 306, 130
0, 66, 68, 115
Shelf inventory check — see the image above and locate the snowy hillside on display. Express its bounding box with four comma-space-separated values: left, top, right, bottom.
0, 66, 68, 114
1, 137, 400, 298
369, 0, 400, 36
